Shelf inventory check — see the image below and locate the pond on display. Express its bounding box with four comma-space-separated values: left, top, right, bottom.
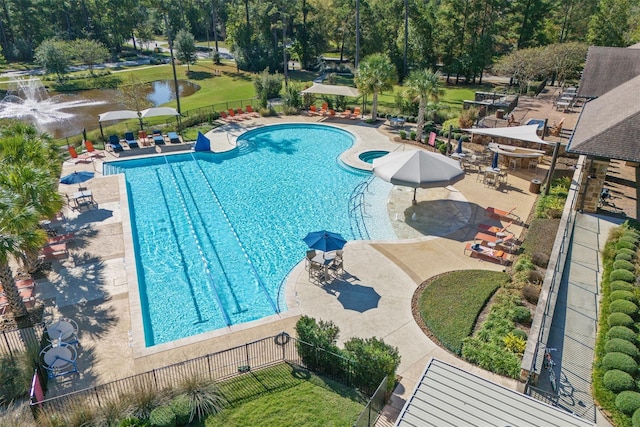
0, 79, 199, 139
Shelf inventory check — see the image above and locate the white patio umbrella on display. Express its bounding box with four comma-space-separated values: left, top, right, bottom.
372, 150, 465, 205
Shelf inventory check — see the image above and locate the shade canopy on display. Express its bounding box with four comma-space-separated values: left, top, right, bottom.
98, 110, 139, 122
303, 230, 347, 253
59, 171, 94, 185
463, 124, 549, 145
301, 83, 360, 97
140, 107, 180, 118
488, 143, 545, 158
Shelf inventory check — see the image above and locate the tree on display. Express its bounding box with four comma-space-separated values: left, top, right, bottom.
493, 47, 548, 94
355, 53, 397, 120
174, 29, 197, 72
73, 39, 109, 76
404, 68, 442, 142
588, 0, 632, 47
34, 39, 70, 81
253, 68, 282, 108
545, 42, 588, 86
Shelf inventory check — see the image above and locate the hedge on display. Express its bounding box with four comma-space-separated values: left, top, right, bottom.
617, 240, 638, 251
616, 391, 640, 415
610, 300, 639, 317
616, 252, 635, 262
620, 236, 639, 246
610, 269, 636, 283
611, 290, 638, 303
608, 326, 638, 343
618, 248, 637, 260
604, 369, 636, 393
606, 338, 640, 360
602, 352, 638, 376
611, 280, 636, 292
609, 312, 635, 328
613, 259, 636, 272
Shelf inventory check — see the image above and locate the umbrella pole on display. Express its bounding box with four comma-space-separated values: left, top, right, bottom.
413, 188, 417, 205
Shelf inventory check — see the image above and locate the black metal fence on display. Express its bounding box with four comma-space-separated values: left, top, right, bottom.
353, 376, 388, 427
30, 333, 382, 424
0, 323, 44, 358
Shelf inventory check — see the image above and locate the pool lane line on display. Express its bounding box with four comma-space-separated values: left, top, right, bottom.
161, 157, 232, 327
188, 152, 280, 315
174, 164, 246, 315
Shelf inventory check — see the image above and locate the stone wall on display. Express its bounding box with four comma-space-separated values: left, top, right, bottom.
577, 158, 610, 213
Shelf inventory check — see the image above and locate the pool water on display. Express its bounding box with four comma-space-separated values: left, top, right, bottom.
359, 150, 390, 164
105, 124, 396, 346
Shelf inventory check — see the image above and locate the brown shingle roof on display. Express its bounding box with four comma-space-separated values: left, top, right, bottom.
568, 74, 640, 162
578, 47, 640, 98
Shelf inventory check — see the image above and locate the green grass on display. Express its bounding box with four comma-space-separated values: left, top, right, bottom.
419, 270, 509, 354
520, 218, 561, 258
201, 363, 365, 427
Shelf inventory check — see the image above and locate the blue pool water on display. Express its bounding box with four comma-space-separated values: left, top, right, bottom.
105, 123, 395, 346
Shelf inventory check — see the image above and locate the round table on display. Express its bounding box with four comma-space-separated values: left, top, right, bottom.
43, 346, 74, 368
47, 319, 76, 343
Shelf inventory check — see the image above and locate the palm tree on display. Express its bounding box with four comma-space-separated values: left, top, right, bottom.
0, 190, 47, 319
404, 68, 443, 142
355, 53, 397, 121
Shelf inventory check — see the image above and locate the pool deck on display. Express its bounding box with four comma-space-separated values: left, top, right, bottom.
42, 114, 542, 419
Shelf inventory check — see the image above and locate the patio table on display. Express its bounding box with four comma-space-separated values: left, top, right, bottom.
312, 253, 335, 281
47, 318, 78, 345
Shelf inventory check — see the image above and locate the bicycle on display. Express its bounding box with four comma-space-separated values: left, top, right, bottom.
543, 347, 558, 393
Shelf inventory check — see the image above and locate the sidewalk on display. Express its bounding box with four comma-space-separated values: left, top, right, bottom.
541, 213, 623, 425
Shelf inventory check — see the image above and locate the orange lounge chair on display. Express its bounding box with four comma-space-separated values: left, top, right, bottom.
219, 111, 236, 122
39, 243, 69, 261
245, 105, 260, 117
484, 206, 519, 222
67, 146, 91, 164
339, 109, 352, 119
228, 109, 245, 120
352, 107, 361, 119
478, 222, 512, 235
474, 231, 516, 247
46, 232, 75, 246
236, 108, 249, 118
464, 243, 509, 265
308, 105, 320, 116
327, 109, 336, 117
318, 103, 329, 115
0, 286, 36, 307
84, 141, 104, 158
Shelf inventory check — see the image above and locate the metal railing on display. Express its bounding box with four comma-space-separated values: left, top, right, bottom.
522, 155, 586, 390
348, 176, 374, 240
353, 376, 388, 427
0, 323, 44, 358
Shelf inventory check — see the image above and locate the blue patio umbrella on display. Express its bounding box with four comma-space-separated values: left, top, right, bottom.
491, 152, 499, 169
456, 137, 463, 154
59, 171, 94, 185
303, 230, 347, 253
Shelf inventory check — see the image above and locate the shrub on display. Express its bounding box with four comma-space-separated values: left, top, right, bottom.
510, 329, 528, 341
461, 337, 521, 378
0, 354, 26, 403
124, 386, 167, 420
512, 306, 532, 325
609, 312, 635, 328
528, 270, 545, 284
616, 391, 640, 415
259, 107, 279, 117
522, 284, 541, 304
399, 130, 407, 139
169, 395, 191, 425
175, 374, 226, 422
611, 280, 636, 292
614, 259, 636, 272
119, 419, 149, 427
295, 316, 341, 372
608, 326, 638, 343
621, 236, 639, 246
503, 333, 526, 355
606, 338, 640, 360
344, 337, 401, 395
409, 131, 417, 140
602, 352, 638, 375
617, 240, 637, 251
149, 406, 175, 427
617, 252, 635, 262
618, 248, 638, 260
610, 299, 639, 317
634, 408, 640, 427
531, 252, 549, 268
611, 269, 636, 283
604, 370, 636, 393
611, 290, 637, 303
623, 231, 640, 241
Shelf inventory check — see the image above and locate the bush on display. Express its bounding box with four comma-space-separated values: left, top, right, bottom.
611, 280, 636, 292
608, 326, 638, 343
409, 131, 417, 140
603, 370, 636, 393
621, 236, 639, 246
614, 259, 636, 272
602, 352, 638, 375
258, 107, 278, 117
295, 316, 341, 373
512, 306, 531, 325
609, 312, 635, 328
175, 374, 226, 422
610, 300, 639, 317
616, 391, 640, 415
618, 248, 638, 260
399, 130, 407, 139
503, 333, 526, 355
611, 290, 638, 303
461, 338, 521, 378
606, 338, 640, 360
611, 269, 636, 283
531, 252, 549, 268
522, 284, 541, 304
344, 337, 401, 395
149, 406, 175, 427
510, 328, 528, 341
617, 240, 637, 251
119, 418, 149, 427
617, 252, 635, 262
170, 395, 191, 425
634, 408, 640, 427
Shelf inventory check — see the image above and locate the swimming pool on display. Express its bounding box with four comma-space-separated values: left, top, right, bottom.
105, 123, 396, 346
359, 150, 390, 164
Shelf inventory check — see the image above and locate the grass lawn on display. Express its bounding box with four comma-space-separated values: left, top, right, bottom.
202, 363, 365, 427
418, 270, 510, 354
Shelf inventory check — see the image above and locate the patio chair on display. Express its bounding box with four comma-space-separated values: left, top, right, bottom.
152, 130, 165, 145
228, 109, 244, 120
339, 109, 352, 119
318, 103, 328, 115
124, 131, 139, 149
167, 132, 181, 144
39, 243, 69, 261
84, 141, 104, 158
484, 206, 519, 222
46, 232, 75, 246
219, 111, 236, 122
245, 105, 260, 117
352, 107, 361, 119
329, 250, 344, 275
464, 243, 509, 265
308, 105, 320, 116
107, 135, 124, 153
67, 146, 92, 164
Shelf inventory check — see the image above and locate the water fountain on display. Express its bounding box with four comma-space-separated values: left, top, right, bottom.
0, 77, 106, 126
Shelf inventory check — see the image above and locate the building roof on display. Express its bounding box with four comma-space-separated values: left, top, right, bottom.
395, 359, 595, 427
578, 47, 640, 98
568, 74, 640, 162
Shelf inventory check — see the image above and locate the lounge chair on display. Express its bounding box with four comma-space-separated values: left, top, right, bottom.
474, 231, 516, 245
478, 222, 512, 235
318, 103, 328, 116
245, 105, 260, 117
46, 232, 75, 246
40, 243, 68, 260
138, 130, 149, 146
0, 287, 36, 307
66, 146, 91, 164
326, 109, 336, 118
464, 243, 509, 265
152, 130, 165, 145
84, 141, 104, 158
352, 107, 361, 119
124, 132, 139, 149
308, 105, 320, 116
167, 132, 181, 144
107, 135, 124, 153
339, 109, 352, 119
484, 206, 519, 222
228, 109, 244, 120
236, 108, 249, 118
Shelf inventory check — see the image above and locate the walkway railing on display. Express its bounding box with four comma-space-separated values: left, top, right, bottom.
348, 175, 374, 240
522, 155, 586, 390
